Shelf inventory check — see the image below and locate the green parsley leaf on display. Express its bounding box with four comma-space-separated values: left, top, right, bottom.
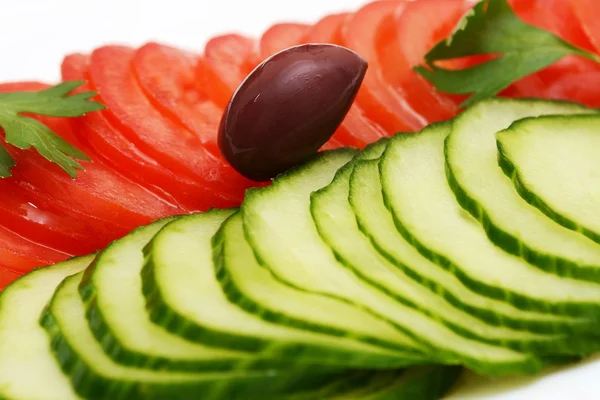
0, 81, 104, 178
414, 0, 600, 107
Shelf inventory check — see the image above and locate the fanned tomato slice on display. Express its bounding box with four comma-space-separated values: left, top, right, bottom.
0, 177, 107, 254
0, 85, 179, 228
0, 227, 70, 274
304, 13, 348, 44
89, 45, 248, 205
342, 0, 426, 134
259, 23, 310, 59
62, 54, 225, 211
199, 34, 258, 108
0, 225, 70, 276
133, 43, 259, 194
377, 0, 467, 125
305, 13, 387, 148
0, 267, 23, 291
560, 0, 600, 52
0, 83, 181, 253
506, 0, 600, 101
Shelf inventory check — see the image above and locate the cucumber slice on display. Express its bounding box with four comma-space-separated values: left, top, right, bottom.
78, 217, 255, 372
143, 209, 414, 368
214, 211, 423, 365
446, 98, 600, 283
239, 148, 540, 374
380, 122, 600, 319
497, 114, 600, 246
350, 159, 595, 336
0, 256, 93, 400
236, 149, 437, 355
312, 142, 598, 360
360, 366, 461, 400
42, 272, 343, 400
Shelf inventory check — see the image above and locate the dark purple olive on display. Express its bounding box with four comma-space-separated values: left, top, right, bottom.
218, 43, 367, 181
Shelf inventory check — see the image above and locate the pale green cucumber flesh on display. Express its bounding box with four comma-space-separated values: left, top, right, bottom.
310, 148, 548, 374
240, 149, 436, 354
496, 114, 600, 246
316, 140, 600, 356
350, 158, 597, 336
0, 256, 93, 400
78, 217, 251, 372
242, 148, 513, 359
446, 98, 600, 283
380, 123, 600, 319
214, 211, 424, 366
144, 210, 413, 368
42, 272, 343, 400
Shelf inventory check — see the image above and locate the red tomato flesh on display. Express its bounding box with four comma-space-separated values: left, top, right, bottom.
304, 13, 388, 148
259, 23, 311, 59
0, 224, 70, 275
61, 54, 215, 211
342, 0, 427, 134
133, 43, 259, 194
199, 34, 258, 109
377, 0, 467, 125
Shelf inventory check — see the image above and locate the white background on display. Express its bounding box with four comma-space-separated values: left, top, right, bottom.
1, 0, 599, 398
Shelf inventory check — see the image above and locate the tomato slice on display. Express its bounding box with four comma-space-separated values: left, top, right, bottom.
0, 92, 180, 231
199, 34, 258, 109
62, 54, 232, 211
0, 224, 69, 276
89, 45, 251, 205
342, 1, 427, 134
543, 69, 600, 107
0, 267, 23, 291
304, 13, 387, 148
0, 83, 183, 253
133, 43, 259, 193
259, 23, 310, 59
304, 13, 348, 44
378, 0, 467, 125
0, 176, 109, 254
571, 0, 600, 53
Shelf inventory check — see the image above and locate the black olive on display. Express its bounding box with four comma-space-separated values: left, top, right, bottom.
218, 43, 367, 181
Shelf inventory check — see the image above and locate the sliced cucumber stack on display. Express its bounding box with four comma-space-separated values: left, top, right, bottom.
446, 98, 600, 283
42, 271, 347, 400
349, 157, 596, 335
497, 114, 600, 246
78, 217, 256, 372
0, 256, 93, 400
143, 209, 409, 368
380, 122, 600, 319
2, 97, 600, 399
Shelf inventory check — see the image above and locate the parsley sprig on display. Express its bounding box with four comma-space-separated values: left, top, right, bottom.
0, 81, 103, 178
415, 0, 599, 107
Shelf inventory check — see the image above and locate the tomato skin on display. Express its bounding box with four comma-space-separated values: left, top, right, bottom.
0, 178, 108, 254
377, 0, 468, 125
304, 13, 387, 148
199, 34, 258, 109
0, 83, 179, 254
0, 224, 70, 276
133, 43, 259, 193
259, 23, 310, 59
90, 46, 255, 205
63, 54, 243, 210
342, 1, 427, 134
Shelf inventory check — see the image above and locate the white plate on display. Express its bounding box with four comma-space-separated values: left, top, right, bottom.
1, 0, 599, 398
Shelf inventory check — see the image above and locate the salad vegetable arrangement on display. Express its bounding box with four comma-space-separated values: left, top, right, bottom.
1, 0, 600, 398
